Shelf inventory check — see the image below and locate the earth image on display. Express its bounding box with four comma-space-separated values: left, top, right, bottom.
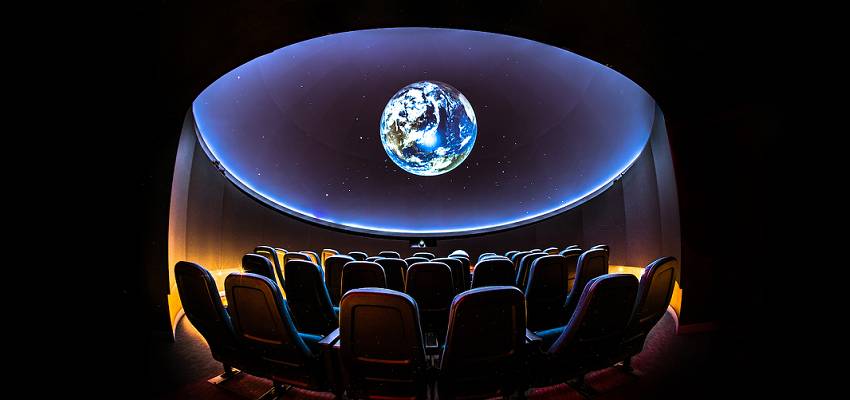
379, 81, 477, 176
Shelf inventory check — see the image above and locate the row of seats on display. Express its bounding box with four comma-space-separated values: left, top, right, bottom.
175, 246, 677, 399
245, 245, 622, 337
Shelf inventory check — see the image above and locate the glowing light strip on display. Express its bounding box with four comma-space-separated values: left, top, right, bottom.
192, 107, 650, 237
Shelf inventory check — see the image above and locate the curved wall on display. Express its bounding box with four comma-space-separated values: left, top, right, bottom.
167, 105, 681, 329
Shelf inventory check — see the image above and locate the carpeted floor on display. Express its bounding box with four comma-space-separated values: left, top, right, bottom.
148, 310, 716, 399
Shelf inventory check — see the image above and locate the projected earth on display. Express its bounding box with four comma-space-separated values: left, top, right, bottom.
380, 81, 477, 176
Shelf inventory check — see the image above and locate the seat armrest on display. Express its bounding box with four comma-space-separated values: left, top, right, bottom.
319, 328, 340, 347
525, 329, 543, 344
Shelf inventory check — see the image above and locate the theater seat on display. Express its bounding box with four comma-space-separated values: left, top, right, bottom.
543, 247, 559, 255
174, 262, 259, 379
301, 250, 320, 265
559, 245, 580, 255
515, 252, 548, 290
479, 254, 509, 262
449, 249, 469, 258
412, 251, 435, 260
347, 251, 367, 261
284, 260, 338, 336
242, 254, 276, 284
284, 252, 310, 265
471, 258, 515, 288
559, 248, 583, 293
534, 274, 638, 388
505, 250, 519, 259
375, 257, 408, 292
224, 272, 327, 391
618, 257, 678, 369
323, 255, 354, 307
320, 248, 339, 267
365, 256, 383, 262
590, 244, 610, 253
433, 257, 466, 295
510, 250, 534, 274
405, 261, 454, 340
525, 255, 570, 331
377, 250, 401, 259
405, 256, 430, 266
438, 286, 527, 399
477, 252, 496, 263
255, 246, 286, 290
449, 255, 472, 290
340, 261, 386, 295
338, 288, 429, 399
561, 248, 609, 324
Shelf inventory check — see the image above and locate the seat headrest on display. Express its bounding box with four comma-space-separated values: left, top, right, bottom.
412, 252, 436, 260
325, 254, 355, 266
377, 250, 401, 259
285, 259, 321, 278
449, 250, 469, 258
559, 247, 583, 257
242, 253, 275, 281
405, 257, 430, 266
284, 252, 310, 265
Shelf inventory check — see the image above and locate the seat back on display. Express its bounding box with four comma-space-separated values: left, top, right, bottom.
548, 274, 638, 372
377, 250, 401, 259
339, 289, 428, 399
405, 262, 454, 337
224, 273, 320, 387
562, 248, 609, 319
433, 257, 466, 295
375, 258, 408, 292
589, 244, 609, 253
254, 245, 280, 270
341, 261, 387, 295
255, 246, 285, 290
174, 261, 240, 363
284, 260, 337, 336
543, 247, 559, 255
477, 252, 496, 263
347, 251, 368, 261
242, 254, 276, 283
559, 245, 580, 255
405, 256, 429, 266
623, 257, 678, 355
559, 248, 583, 293
510, 251, 533, 273
471, 258, 515, 288
449, 249, 469, 259
480, 254, 508, 262
516, 252, 547, 289
449, 255, 472, 289
412, 251, 435, 260
320, 248, 339, 267
439, 286, 527, 399
301, 250, 320, 265
284, 252, 310, 265
366, 256, 383, 262
324, 255, 355, 306
525, 255, 570, 331
505, 250, 519, 259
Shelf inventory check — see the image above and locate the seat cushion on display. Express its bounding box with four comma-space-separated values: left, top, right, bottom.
298, 332, 324, 354
535, 326, 566, 349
